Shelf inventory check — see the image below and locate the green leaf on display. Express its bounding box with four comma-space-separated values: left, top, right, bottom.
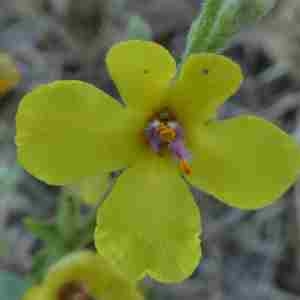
30, 249, 62, 283
68, 173, 111, 205
126, 15, 153, 41
183, 0, 223, 58
56, 192, 81, 244
24, 217, 61, 244
0, 271, 30, 300
183, 0, 276, 58
190, 116, 300, 209
95, 156, 201, 283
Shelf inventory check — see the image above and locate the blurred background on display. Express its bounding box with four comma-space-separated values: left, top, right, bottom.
1, 0, 300, 299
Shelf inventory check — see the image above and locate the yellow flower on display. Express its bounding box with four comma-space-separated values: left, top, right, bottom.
16, 40, 300, 282
23, 251, 142, 300
0, 52, 20, 95
22, 286, 44, 300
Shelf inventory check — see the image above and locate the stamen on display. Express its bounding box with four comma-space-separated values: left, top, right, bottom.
167, 121, 178, 129
169, 139, 191, 161
145, 120, 161, 153
145, 113, 192, 175
180, 159, 192, 175
150, 119, 160, 129
157, 124, 176, 143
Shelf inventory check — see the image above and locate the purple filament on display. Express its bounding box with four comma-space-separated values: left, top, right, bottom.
145, 120, 191, 161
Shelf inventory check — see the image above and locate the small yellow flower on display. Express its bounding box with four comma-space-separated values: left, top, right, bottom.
22, 285, 44, 300
16, 40, 300, 282
0, 52, 20, 95
23, 251, 142, 300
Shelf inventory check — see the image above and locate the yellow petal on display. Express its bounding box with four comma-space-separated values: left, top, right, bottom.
168, 53, 243, 129
106, 40, 177, 114
16, 80, 143, 185
0, 53, 20, 95
43, 251, 143, 300
22, 286, 44, 300
95, 156, 201, 283
189, 116, 300, 209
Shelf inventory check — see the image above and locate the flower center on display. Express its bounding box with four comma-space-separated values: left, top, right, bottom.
58, 281, 95, 300
145, 109, 192, 175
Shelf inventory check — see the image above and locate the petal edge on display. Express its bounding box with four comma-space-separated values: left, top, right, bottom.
190, 115, 300, 209
95, 157, 201, 282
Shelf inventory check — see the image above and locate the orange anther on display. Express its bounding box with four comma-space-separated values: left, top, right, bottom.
180, 159, 192, 175
0, 80, 12, 94
157, 124, 176, 143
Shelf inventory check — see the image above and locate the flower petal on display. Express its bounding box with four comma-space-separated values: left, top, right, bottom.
168, 54, 243, 128
43, 251, 143, 300
106, 40, 177, 113
22, 286, 44, 300
95, 157, 201, 283
16, 80, 142, 185
0, 52, 20, 95
189, 116, 300, 209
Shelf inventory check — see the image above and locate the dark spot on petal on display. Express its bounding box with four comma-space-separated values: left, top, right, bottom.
143, 69, 150, 74
201, 68, 209, 75
58, 281, 95, 300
